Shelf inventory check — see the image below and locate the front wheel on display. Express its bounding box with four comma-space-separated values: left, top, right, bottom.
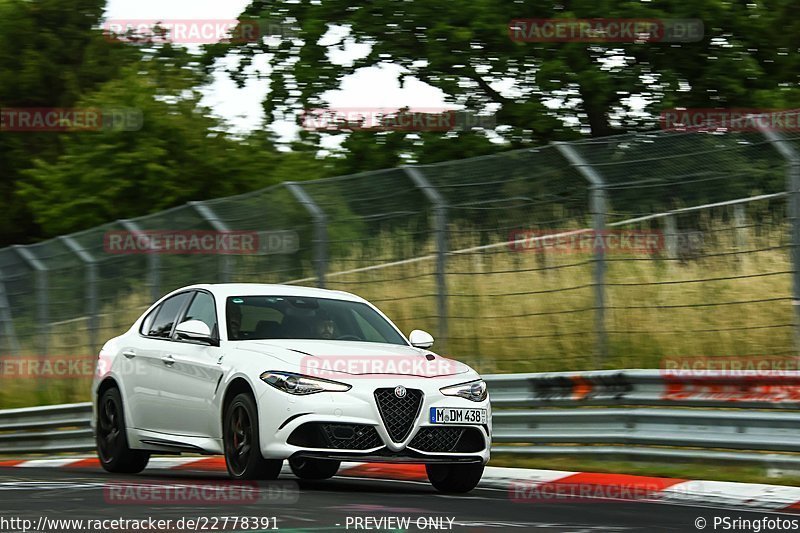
96, 387, 150, 474
289, 457, 340, 480
426, 463, 484, 493
224, 393, 283, 480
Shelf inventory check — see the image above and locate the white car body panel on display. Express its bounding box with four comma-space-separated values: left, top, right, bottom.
92, 283, 491, 465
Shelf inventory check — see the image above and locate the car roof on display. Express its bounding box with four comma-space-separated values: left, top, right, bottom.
175, 283, 366, 303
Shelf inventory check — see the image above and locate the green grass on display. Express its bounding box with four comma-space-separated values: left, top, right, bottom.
489, 454, 800, 486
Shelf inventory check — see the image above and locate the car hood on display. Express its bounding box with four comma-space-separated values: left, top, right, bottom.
231, 339, 471, 377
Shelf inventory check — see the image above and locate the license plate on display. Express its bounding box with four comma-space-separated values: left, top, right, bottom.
430, 407, 487, 425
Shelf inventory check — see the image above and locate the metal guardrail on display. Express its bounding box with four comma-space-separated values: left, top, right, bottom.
485, 370, 800, 467
2, 370, 800, 466
0, 402, 93, 454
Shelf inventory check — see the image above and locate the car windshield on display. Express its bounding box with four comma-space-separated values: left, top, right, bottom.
225, 295, 407, 345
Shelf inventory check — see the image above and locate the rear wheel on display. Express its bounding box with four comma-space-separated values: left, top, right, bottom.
426, 463, 484, 493
96, 387, 150, 474
224, 393, 283, 480
289, 457, 341, 480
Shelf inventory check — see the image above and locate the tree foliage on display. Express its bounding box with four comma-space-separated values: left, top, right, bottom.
210, 0, 799, 161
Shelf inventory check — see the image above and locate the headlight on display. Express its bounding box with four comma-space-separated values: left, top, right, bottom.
260, 371, 351, 395
440, 379, 488, 402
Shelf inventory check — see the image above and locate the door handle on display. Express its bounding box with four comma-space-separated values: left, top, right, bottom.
161, 355, 176, 366
122, 350, 136, 359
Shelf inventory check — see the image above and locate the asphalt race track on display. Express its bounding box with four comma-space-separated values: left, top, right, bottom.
0, 466, 794, 532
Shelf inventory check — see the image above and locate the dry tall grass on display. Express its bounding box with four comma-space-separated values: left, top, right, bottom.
1, 221, 794, 408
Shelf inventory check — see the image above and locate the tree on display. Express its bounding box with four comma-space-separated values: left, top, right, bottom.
18, 45, 330, 236
0, 0, 138, 244
209, 0, 800, 166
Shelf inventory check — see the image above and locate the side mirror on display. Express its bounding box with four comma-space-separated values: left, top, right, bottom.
175, 320, 217, 345
409, 329, 434, 349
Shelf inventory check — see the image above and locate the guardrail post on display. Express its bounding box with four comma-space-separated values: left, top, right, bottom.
756, 123, 800, 354
0, 268, 21, 355
554, 142, 608, 367
285, 182, 328, 288
59, 236, 99, 355
12, 245, 48, 388
189, 201, 233, 283
119, 219, 160, 302
404, 166, 449, 348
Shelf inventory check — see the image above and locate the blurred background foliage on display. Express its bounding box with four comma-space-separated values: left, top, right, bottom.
1, 0, 799, 245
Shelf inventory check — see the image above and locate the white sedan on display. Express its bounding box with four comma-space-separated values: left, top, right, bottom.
92, 283, 491, 493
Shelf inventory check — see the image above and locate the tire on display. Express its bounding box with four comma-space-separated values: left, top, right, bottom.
289, 457, 341, 480
426, 463, 484, 494
224, 393, 283, 480
96, 387, 150, 474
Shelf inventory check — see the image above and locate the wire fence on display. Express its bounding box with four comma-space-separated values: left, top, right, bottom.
1, 125, 800, 381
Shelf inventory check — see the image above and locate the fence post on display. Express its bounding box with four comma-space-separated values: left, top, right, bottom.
663, 215, 678, 259
285, 182, 328, 288
757, 124, 800, 353
404, 166, 449, 348
119, 220, 160, 301
733, 203, 747, 251
189, 201, 233, 283
59, 236, 99, 355
12, 245, 48, 390
554, 142, 608, 367
0, 268, 20, 355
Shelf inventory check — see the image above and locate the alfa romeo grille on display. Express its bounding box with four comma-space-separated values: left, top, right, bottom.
374, 388, 423, 442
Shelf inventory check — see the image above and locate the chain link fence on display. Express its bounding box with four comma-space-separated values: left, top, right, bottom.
1, 125, 799, 398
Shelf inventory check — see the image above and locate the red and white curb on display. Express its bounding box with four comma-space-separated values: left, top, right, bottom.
1, 456, 799, 513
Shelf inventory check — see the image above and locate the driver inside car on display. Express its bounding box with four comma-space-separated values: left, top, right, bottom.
314, 312, 337, 340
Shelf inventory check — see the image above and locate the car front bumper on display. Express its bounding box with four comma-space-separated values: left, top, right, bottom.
256, 375, 491, 464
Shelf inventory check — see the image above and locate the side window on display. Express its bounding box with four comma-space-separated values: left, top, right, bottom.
139, 307, 159, 336
182, 291, 218, 335
146, 292, 191, 338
